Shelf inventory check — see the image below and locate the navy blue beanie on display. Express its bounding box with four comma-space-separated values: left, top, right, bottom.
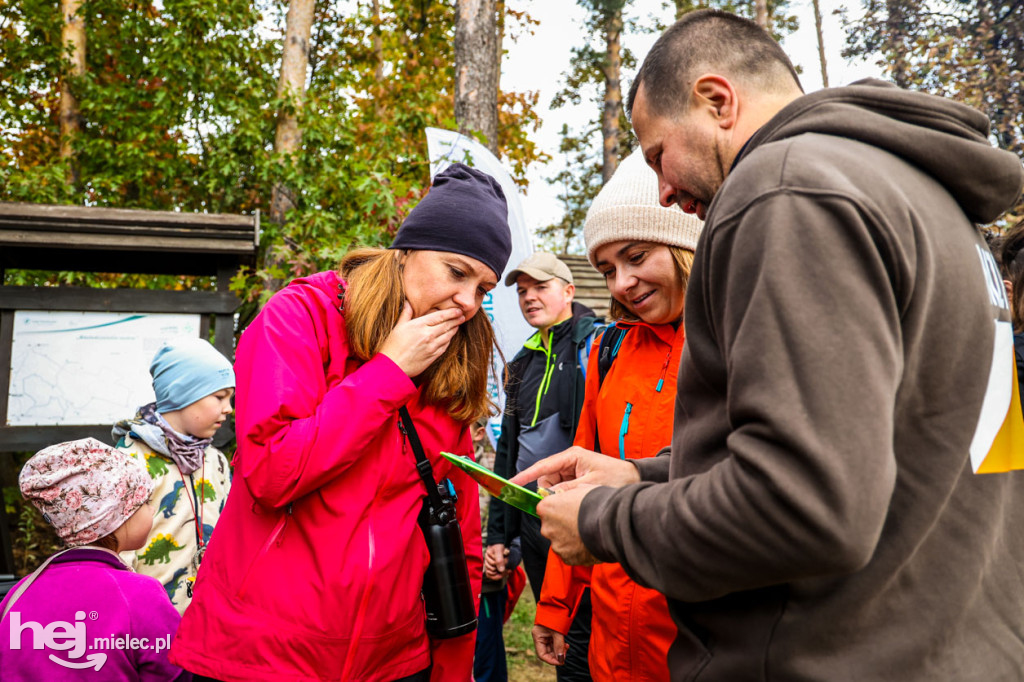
390, 163, 512, 279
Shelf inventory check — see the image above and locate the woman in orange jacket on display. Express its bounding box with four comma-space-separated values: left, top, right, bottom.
532, 151, 704, 681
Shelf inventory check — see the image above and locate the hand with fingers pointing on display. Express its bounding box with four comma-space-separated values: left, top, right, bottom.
379, 302, 466, 378
510, 445, 640, 492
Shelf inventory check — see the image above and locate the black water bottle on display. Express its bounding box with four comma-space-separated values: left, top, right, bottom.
420, 481, 477, 639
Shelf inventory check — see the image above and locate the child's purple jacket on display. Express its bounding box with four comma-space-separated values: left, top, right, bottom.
0, 547, 188, 681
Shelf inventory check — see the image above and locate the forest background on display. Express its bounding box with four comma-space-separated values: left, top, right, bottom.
3, 0, 1023, 310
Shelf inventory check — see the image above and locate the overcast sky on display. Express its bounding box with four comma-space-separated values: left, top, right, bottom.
500, 0, 885, 240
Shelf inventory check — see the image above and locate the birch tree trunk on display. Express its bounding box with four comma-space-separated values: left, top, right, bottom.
270, 0, 314, 225
370, 0, 385, 119
754, 0, 769, 29
60, 0, 86, 185
601, 6, 623, 184
455, 0, 499, 155
812, 0, 829, 87
265, 0, 314, 293
371, 0, 384, 82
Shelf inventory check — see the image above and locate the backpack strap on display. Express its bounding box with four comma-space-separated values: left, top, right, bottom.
591, 324, 628, 456
576, 330, 597, 381
597, 325, 630, 390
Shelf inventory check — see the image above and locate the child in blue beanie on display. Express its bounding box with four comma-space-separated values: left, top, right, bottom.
111, 336, 235, 615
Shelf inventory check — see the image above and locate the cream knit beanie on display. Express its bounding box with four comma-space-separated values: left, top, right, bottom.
584, 151, 704, 267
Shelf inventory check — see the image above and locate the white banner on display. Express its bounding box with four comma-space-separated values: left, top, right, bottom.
425, 128, 534, 446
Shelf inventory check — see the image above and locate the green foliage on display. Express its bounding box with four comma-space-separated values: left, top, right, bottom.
0, 0, 545, 303
542, 1, 634, 255
0, 0, 70, 203
2, 269, 216, 290
542, 0, 798, 254
505, 585, 540, 653
1, 0, 277, 210
842, 0, 1024, 223
537, 123, 602, 255
659, 0, 798, 40
13, 490, 60, 575
4, 453, 62, 575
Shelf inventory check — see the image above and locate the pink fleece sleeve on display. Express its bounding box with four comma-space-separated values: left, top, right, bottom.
429, 428, 483, 682
233, 287, 418, 509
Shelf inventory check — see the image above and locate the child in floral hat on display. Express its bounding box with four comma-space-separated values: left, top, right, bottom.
112, 336, 234, 615
0, 438, 187, 681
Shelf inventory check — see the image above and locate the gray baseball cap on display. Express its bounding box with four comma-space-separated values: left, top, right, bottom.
504, 251, 574, 286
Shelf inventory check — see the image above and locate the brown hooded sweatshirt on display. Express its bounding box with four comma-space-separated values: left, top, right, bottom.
579, 80, 1024, 681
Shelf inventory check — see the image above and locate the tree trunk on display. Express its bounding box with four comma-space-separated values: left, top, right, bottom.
886, 0, 910, 88
370, 0, 385, 120
266, 0, 314, 292
754, 0, 769, 30
371, 0, 385, 82
455, 0, 499, 155
812, 0, 829, 87
601, 7, 623, 184
270, 0, 314, 224
496, 0, 505, 99
60, 0, 85, 186
496, 0, 505, 54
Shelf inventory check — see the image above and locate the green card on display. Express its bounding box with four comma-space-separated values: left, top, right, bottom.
441, 452, 546, 517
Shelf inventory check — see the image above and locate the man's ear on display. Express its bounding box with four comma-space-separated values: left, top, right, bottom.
564, 282, 576, 302
1005, 279, 1013, 301
693, 74, 738, 130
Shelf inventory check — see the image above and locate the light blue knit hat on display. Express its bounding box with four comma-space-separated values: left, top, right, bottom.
150, 337, 235, 412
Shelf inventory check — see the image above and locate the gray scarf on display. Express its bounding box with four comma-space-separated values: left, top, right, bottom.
111, 402, 210, 475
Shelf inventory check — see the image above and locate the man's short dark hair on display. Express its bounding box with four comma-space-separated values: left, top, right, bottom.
627, 9, 803, 119
1002, 220, 1024, 331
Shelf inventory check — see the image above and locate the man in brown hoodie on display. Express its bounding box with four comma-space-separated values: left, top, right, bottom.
513, 9, 1024, 681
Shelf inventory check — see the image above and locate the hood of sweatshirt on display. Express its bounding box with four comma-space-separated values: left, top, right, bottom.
737, 79, 1023, 224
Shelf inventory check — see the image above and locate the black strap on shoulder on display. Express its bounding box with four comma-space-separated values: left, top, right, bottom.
398, 406, 447, 515
597, 325, 629, 389
593, 325, 628, 457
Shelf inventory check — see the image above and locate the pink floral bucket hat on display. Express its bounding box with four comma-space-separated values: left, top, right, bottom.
19, 437, 154, 547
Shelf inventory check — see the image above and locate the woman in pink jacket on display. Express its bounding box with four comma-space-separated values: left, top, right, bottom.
170, 164, 513, 682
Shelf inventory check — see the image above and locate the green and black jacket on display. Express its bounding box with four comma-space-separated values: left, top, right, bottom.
486, 301, 602, 547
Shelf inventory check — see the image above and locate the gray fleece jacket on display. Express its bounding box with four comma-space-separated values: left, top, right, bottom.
580, 80, 1024, 681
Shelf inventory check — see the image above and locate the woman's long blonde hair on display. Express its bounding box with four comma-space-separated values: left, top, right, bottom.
340, 247, 498, 423
608, 246, 695, 322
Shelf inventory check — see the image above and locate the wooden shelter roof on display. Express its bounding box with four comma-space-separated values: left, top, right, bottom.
560, 254, 609, 321
0, 202, 259, 275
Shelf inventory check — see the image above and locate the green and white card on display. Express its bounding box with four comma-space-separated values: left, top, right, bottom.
440, 451, 547, 517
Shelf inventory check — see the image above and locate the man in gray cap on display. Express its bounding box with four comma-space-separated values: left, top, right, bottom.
484, 251, 601, 681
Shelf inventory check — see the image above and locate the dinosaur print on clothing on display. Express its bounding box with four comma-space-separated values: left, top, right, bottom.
158, 481, 185, 519
139, 533, 185, 565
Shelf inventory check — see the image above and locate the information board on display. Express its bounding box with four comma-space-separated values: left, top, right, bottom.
8, 311, 201, 426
